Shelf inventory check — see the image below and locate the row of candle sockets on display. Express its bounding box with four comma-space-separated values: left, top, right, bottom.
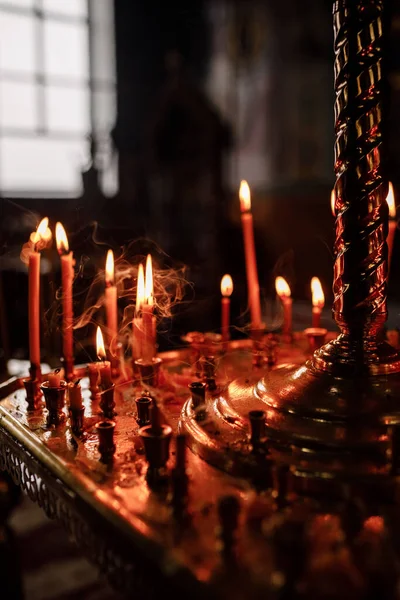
24, 180, 397, 384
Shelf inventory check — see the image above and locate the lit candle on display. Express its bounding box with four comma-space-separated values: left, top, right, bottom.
28, 217, 50, 376
104, 249, 118, 354
239, 180, 262, 330
275, 276, 292, 337
133, 263, 145, 361
330, 188, 336, 217
220, 274, 233, 346
386, 182, 396, 275
47, 368, 62, 388
68, 380, 83, 410
96, 326, 112, 389
55, 223, 74, 379
142, 254, 156, 363
311, 277, 325, 328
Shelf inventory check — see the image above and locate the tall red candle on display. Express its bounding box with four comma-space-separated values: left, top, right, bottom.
311, 277, 325, 328
220, 274, 233, 346
275, 277, 292, 337
239, 180, 262, 329
142, 254, 156, 363
28, 217, 50, 374
105, 249, 118, 354
133, 262, 145, 360
56, 222, 74, 379
386, 182, 397, 275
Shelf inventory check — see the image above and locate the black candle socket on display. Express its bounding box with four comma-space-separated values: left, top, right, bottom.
189, 381, 206, 409
135, 395, 152, 427
171, 434, 189, 517
249, 410, 266, 448
134, 357, 162, 388
96, 420, 116, 464
69, 406, 85, 437
41, 381, 67, 427
200, 355, 217, 391
304, 327, 328, 353
217, 495, 240, 560
139, 404, 172, 487
99, 384, 115, 419
23, 377, 42, 411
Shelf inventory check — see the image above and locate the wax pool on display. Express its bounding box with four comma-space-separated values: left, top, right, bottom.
47, 371, 62, 387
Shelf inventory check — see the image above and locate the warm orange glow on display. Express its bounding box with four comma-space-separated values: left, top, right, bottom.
311, 277, 325, 308
364, 516, 384, 534
275, 276, 291, 299
105, 249, 114, 286
330, 189, 335, 217
55, 222, 69, 254
386, 181, 396, 219
136, 263, 145, 312
96, 326, 106, 360
221, 274, 233, 297
145, 254, 153, 306
239, 180, 251, 213
32, 217, 51, 246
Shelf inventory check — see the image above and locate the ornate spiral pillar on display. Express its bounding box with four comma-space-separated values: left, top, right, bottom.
313, 0, 400, 374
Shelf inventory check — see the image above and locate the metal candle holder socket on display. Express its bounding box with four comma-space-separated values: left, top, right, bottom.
23, 378, 42, 411
41, 381, 67, 427
134, 357, 162, 388
69, 406, 85, 437
29, 363, 42, 383
304, 327, 327, 353
249, 410, 266, 448
96, 420, 116, 464
99, 384, 115, 420
200, 356, 217, 391
135, 395, 152, 427
140, 421, 172, 486
189, 381, 206, 409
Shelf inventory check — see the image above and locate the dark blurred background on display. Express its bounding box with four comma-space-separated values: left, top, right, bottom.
1, 0, 400, 371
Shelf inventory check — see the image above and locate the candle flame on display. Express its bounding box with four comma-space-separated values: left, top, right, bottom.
105, 249, 114, 286
311, 277, 325, 308
275, 276, 291, 299
386, 182, 396, 219
145, 254, 153, 306
331, 189, 336, 217
96, 326, 106, 360
55, 222, 69, 254
221, 274, 233, 297
136, 263, 145, 312
32, 217, 51, 246
239, 180, 251, 213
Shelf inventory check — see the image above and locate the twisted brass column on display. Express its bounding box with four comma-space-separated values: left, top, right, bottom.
314, 0, 400, 375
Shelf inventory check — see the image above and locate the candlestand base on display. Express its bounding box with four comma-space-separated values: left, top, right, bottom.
179, 335, 400, 496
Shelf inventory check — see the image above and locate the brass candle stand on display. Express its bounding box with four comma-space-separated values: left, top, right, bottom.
180, 0, 400, 493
